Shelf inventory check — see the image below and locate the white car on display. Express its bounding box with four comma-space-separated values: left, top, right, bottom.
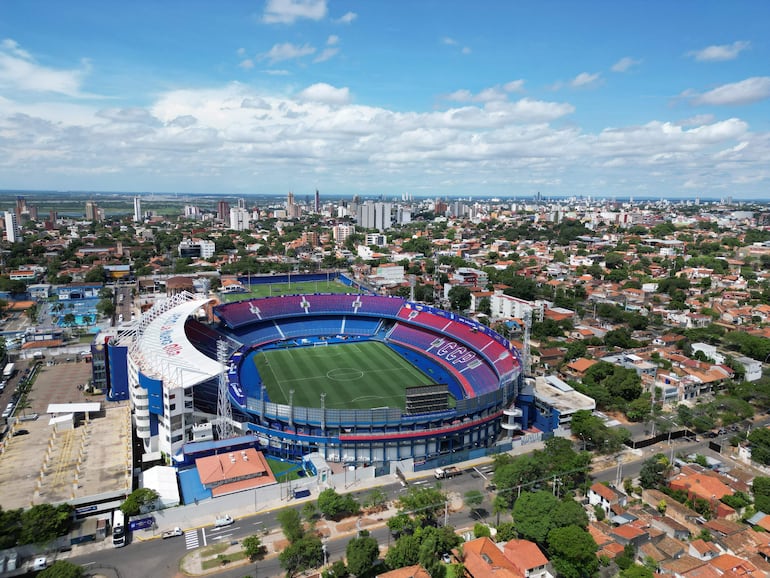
214, 515, 233, 528
162, 527, 183, 539
32, 557, 48, 571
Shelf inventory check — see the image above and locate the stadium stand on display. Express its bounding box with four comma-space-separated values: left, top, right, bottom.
341, 316, 381, 336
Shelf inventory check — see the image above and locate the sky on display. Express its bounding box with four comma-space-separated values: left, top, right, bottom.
1, 0, 769, 199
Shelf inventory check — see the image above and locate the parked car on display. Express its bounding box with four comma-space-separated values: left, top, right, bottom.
162, 527, 183, 539
214, 515, 233, 528
12, 429, 29, 437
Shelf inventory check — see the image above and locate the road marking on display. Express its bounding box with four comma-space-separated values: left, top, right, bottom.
185, 530, 200, 550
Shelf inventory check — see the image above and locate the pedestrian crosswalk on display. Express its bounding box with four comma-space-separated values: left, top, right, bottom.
184, 529, 199, 550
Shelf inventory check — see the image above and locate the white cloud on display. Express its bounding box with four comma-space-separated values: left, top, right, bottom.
314, 47, 339, 63
264, 69, 291, 76
335, 11, 357, 24
611, 57, 641, 73
1, 47, 767, 199
326, 35, 339, 46
262, 42, 316, 63
570, 72, 601, 88
689, 76, 770, 106
688, 41, 750, 62
298, 82, 350, 105
263, 0, 327, 24
239, 59, 254, 69
461, 47, 471, 55
442, 37, 458, 46
0, 38, 90, 97
503, 80, 525, 93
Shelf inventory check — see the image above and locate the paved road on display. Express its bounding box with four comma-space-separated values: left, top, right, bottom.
68, 468, 500, 578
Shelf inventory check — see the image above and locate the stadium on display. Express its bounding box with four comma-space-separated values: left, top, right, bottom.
118, 279, 526, 472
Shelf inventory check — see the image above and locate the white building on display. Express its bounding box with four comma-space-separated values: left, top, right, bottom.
365, 233, 387, 247
133, 196, 142, 223
4, 211, 20, 243
332, 223, 355, 244
229, 207, 250, 231
121, 294, 222, 460
489, 291, 543, 321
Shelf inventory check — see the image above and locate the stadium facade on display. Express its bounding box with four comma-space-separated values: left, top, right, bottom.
114, 289, 531, 469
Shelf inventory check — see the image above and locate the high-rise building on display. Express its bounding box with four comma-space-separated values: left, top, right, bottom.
314, 189, 320, 213
332, 223, 355, 244
229, 207, 250, 231
133, 197, 142, 222
85, 201, 102, 221
217, 200, 231, 226
5, 211, 20, 243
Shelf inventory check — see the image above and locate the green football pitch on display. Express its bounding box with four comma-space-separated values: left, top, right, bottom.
253, 341, 435, 410
221, 279, 355, 302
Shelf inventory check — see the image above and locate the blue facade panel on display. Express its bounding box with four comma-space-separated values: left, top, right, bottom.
106, 343, 129, 401
138, 372, 164, 416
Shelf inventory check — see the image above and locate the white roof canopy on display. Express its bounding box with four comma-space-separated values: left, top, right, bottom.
46, 402, 101, 414
134, 298, 222, 389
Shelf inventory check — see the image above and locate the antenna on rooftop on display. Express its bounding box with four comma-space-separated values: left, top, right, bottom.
216, 340, 234, 440
523, 308, 532, 378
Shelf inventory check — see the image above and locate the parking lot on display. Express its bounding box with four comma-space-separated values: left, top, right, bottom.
0, 359, 132, 510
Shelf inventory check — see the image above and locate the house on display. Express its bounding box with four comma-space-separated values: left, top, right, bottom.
689, 539, 721, 561
668, 471, 735, 518
461, 536, 519, 577
564, 358, 598, 378
503, 540, 551, 578
588, 482, 627, 519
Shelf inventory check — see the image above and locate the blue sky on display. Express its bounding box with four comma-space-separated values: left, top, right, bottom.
1, 0, 769, 199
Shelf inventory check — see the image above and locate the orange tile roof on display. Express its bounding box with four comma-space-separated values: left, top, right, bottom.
22, 339, 64, 350
503, 539, 548, 571
670, 472, 734, 502
463, 537, 520, 578
195, 449, 276, 496
567, 358, 598, 373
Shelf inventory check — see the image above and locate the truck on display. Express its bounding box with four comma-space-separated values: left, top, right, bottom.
2, 363, 15, 379
434, 466, 461, 479
112, 510, 126, 548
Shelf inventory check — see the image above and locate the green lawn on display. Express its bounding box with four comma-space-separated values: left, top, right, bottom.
253, 341, 434, 410
220, 279, 356, 302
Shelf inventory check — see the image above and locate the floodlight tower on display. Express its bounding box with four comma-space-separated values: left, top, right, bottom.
216, 340, 234, 440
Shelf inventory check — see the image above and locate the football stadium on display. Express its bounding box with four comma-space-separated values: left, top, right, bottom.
116, 276, 526, 471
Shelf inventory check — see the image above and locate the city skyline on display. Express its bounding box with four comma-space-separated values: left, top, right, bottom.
1, 1, 769, 199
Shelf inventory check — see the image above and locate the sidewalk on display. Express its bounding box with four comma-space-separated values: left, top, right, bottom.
61, 440, 549, 575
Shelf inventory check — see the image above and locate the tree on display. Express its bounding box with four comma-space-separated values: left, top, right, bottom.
279, 535, 323, 577
39, 560, 84, 578
19, 503, 74, 546
322, 560, 349, 578
748, 428, 770, 466
473, 523, 491, 538
752, 476, 770, 514
317, 488, 359, 520
512, 491, 560, 544
0, 505, 22, 549
547, 525, 599, 578
385, 533, 421, 570
362, 488, 388, 512
396, 486, 446, 526
84, 266, 105, 283
243, 535, 267, 562
639, 454, 669, 489
120, 488, 159, 516
448, 285, 471, 312
478, 296, 492, 316
277, 508, 305, 543
552, 499, 589, 530
621, 566, 654, 578
464, 490, 484, 519
346, 532, 380, 577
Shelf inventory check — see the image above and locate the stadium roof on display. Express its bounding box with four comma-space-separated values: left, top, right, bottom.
133, 296, 222, 389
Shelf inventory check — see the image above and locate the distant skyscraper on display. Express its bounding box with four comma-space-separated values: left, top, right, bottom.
85, 200, 101, 221
217, 200, 231, 226
5, 211, 20, 243
133, 196, 142, 222
315, 189, 320, 213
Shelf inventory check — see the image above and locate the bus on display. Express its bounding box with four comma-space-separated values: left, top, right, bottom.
112, 510, 126, 548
